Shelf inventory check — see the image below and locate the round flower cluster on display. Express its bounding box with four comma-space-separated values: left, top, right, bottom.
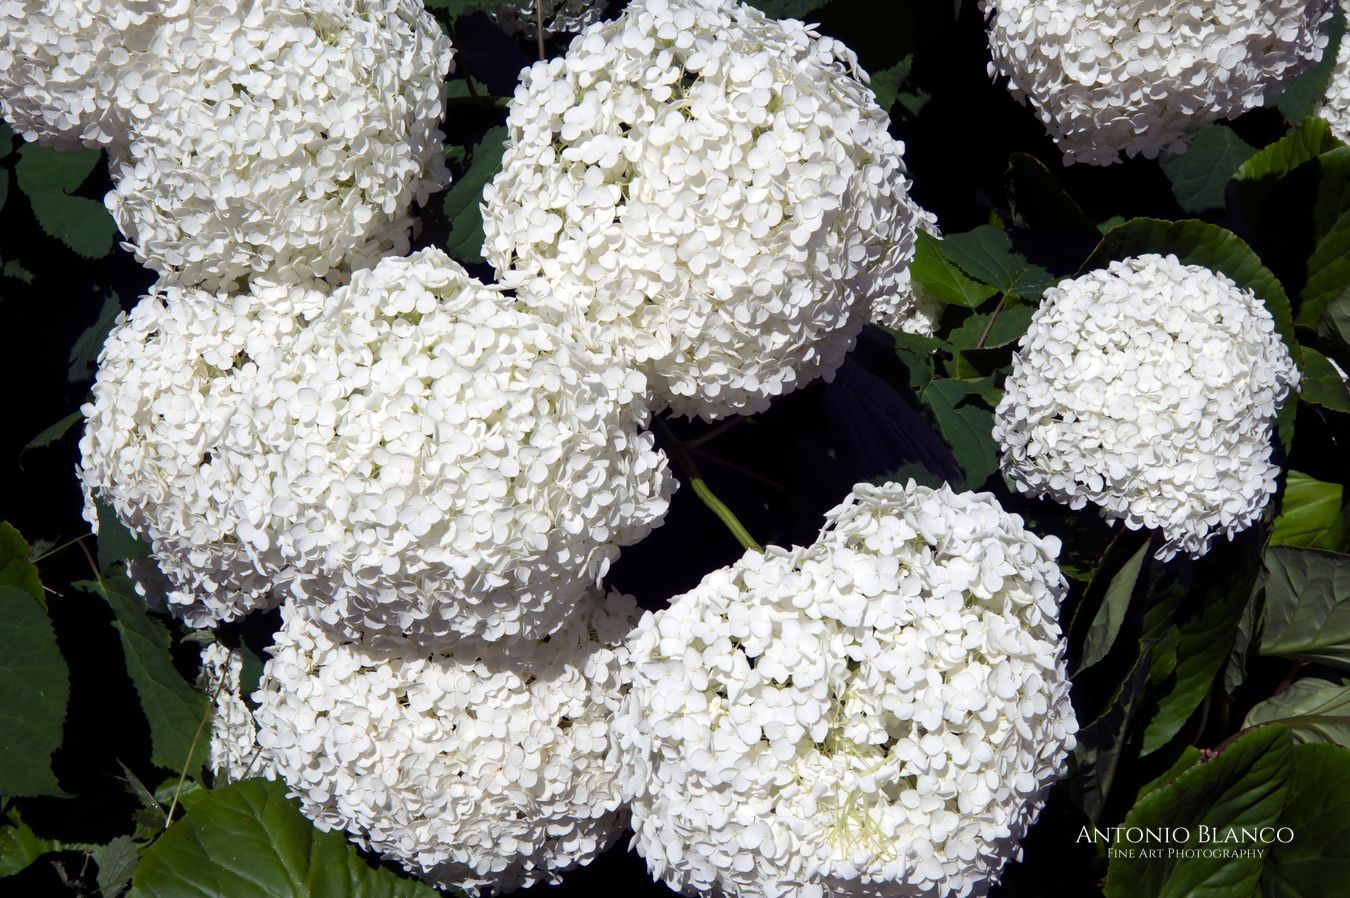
253, 591, 639, 897
871, 202, 943, 337
981, 0, 1335, 164
618, 480, 1077, 898
1316, 1, 1350, 142
482, 0, 920, 419
994, 254, 1300, 560
197, 642, 274, 784
233, 248, 673, 649
0, 1, 189, 149
104, 0, 453, 290
78, 279, 328, 627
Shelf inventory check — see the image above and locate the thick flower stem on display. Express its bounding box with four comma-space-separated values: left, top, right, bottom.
652, 417, 763, 553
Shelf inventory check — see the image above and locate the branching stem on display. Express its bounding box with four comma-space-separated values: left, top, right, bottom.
652, 417, 763, 552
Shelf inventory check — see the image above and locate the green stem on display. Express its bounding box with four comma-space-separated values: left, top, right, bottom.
683, 416, 743, 450
652, 417, 763, 552
32, 532, 93, 564
535, 0, 546, 61
974, 293, 1008, 350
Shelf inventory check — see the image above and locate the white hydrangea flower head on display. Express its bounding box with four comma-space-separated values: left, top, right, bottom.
871, 202, 943, 337
1316, 1, 1350, 141
0, 1, 189, 149
234, 247, 673, 649
78, 279, 329, 627
994, 254, 1300, 560
981, 0, 1335, 165
483, 0, 920, 420
619, 480, 1077, 898
254, 591, 638, 896
197, 642, 275, 784
104, 0, 453, 291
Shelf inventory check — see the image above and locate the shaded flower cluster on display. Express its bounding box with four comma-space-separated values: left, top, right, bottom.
234, 248, 673, 649
981, 0, 1334, 164
253, 591, 639, 896
994, 254, 1300, 559
483, 0, 919, 419
78, 278, 328, 626
870, 201, 943, 337
1317, 1, 1350, 142
619, 481, 1077, 898
198, 642, 275, 784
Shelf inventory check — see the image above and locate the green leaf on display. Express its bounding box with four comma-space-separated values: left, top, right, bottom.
1271, 472, 1345, 550
0, 121, 12, 160
1269, 3, 1346, 119
1135, 746, 1204, 803
0, 810, 63, 879
945, 304, 1034, 350
1139, 556, 1255, 755
443, 126, 507, 265
0, 522, 43, 603
1074, 646, 1154, 822
1298, 146, 1350, 326
0, 169, 8, 215
94, 498, 152, 572
15, 144, 115, 258
128, 779, 439, 898
95, 836, 140, 898
1082, 218, 1298, 358
68, 292, 120, 383
0, 585, 69, 797
1233, 118, 1337, 184
1325, 288, 1350, 356
887, 328, 942, 391
867, 56, 912, 112
2, 258, 34, 284
1245, 679, 1350, 746
23, 410, 83, 454
741, 0, 828, 18
1259, 547, 1350, 672
1103, 727, 1295, 898
908, 231, 999, 308
1262, 742, 1350, 895
76, 574, 209, 775
941, 225, 1058, 300
1161, 125, 1257, 213
921, 378, 998, 487
1080, 540, 1150, 672
1301, 206, 1350, 328
1298, 346, 1350, 412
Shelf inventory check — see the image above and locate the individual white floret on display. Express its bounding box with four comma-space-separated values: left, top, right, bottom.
104, 0, 453, 291
0, 1, 189, 149
234, 247, 673, 649
871, 202, 943, 337
483, 0, 919, 419
982, 1, 1335, 165
197, 642, 274, 784
78, 278, 328, 627
994, 254, 1299, 559
619, 480, 1077, 898
254, 591, 638, 896
1316, 1, 1350, 141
